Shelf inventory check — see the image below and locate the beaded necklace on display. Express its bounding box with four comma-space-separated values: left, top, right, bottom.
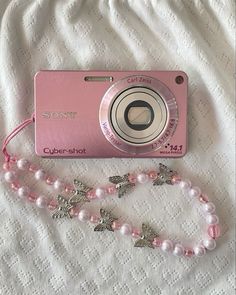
1, 114, 221, 258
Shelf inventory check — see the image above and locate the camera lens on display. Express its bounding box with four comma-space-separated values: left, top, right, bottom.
110, 87, 167, 145
124, 100, 154, 131
99, 75, 179, 154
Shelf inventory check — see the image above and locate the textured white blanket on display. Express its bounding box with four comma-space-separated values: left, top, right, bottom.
0, 1, 235, 294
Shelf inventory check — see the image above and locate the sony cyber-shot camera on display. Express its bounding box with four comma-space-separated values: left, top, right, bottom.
34, 71, 188, 158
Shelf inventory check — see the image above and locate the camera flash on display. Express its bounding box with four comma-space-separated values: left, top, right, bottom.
84, 76, 113, 82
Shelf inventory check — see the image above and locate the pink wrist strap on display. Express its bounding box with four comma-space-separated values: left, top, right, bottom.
2, 113, 35, 163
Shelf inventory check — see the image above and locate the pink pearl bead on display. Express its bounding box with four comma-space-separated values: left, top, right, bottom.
208, 224, 221, 239
4, 171, 17, 183
206, 214, 219, 225
78, 209, 90, 222
69, 207, 80, 217
35, 169, 46, 181
46, 176, 56, 185
106, 185, 117, 195
86, 190, 97, 200
179, 179, 191, 190
193, 245, 206, 257
95, 187, 105, 199
128, 174, 137, 184
199, 194, 209, 203
203, 238, 216, 250
161, 240, 173, 252
120, 223, 132, 235
53, 179, 65, 191
171, 175, 181, 184
2, 162, 10, 171
137, 173, 149, 184
48, 199, 58, 211
189, 186, 201, 198
17, 158, 30, 170
184, 248, 194, 257
29, 164, 39, 173
173, 244, 185, 256
131, 228, 141, 238
18, 186, 30, 199
36, 195, 48, 208
203, 202, 215, 213
112, 221, 121, 230
152, 237, 162, 247
90, 214, 100, 224
148, 171, 158, 180
27, 192, 38, 203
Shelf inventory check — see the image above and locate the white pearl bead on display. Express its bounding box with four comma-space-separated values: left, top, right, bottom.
120, 223, 132, 235
194, 245, 206, 257
206, 214, 219, 225
179, 179, 191, 190
17, 186, 30, 198
137, 173, 149, 184
161, 240, 173, 252
95, 187, 105, 199
53, 179, 64, 191
35, 169, 46, 181
203, 202, 215, 213
203, 238, 216, 250
189, 186, 201, 198
17, 158, 30, 170
36, 195, 48, 208
173, 244, 185, 256
78, 209, 90, 222
4, 171, 17, 183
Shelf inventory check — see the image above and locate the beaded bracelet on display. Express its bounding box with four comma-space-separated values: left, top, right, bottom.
1, 116, 221, 258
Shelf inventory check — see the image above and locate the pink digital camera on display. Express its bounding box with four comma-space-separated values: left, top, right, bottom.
34, 70, 188, 158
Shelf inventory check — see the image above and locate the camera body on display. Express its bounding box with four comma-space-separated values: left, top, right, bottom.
34, 70, 188, 158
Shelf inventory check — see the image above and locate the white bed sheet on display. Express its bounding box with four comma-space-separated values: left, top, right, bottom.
0, 1, 235, 294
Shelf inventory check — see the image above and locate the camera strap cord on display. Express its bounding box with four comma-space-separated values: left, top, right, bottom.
2, 113, 35, 163
1, 115, 221, 258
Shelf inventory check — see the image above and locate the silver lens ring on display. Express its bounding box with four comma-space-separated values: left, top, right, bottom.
99, 75, 178, 155
111, 87, 167, 144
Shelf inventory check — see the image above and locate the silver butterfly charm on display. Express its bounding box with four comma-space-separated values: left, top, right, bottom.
134, 223, 158, 249
109, 173, 135, 198
52, 180, 91, 219
94, 208, 118, 232
52, 195, 74, 219
153, 163, 177, 186
69, 179, 91, 205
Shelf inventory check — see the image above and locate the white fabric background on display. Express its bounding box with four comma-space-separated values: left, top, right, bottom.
0, 1, 235, 294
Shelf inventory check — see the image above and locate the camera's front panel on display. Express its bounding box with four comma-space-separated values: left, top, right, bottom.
34, 70, 187, 158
